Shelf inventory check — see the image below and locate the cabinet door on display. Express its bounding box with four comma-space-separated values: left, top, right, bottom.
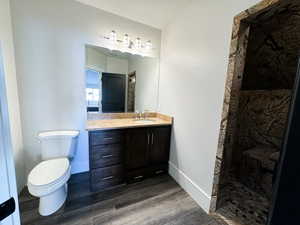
150, 126, 171, 164
125, 128, 150, 170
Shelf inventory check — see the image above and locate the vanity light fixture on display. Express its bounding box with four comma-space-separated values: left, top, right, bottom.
145, 40, 152, 50
123, 34, 130, 47
103, 30, 154, 56
135, 37, 142, 50
109, 30, 117, 43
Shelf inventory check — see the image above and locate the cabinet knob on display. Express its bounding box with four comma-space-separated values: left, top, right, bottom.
155, 170, 164, 174
134, 175, 144, 179
102, 154, 113, 158
102, 176, 114, 181
103, 137, 113, 140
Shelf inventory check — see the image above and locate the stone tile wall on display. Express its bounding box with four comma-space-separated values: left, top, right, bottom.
234, 90, 291, 163
242, 3, 300, 90
234, 90, 291, 198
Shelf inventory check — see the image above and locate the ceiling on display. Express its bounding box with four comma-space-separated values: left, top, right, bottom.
75, 0, 192, 29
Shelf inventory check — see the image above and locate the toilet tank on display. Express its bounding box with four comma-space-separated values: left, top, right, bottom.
38, 130, 80, 160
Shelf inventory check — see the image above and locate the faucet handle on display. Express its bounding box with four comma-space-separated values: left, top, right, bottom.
135, 110, 140, 120
143, 110, 151, 119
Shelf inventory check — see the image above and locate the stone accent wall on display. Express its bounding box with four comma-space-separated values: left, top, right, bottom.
210, 0, 300, 213
242, 3, 300, 90
234, 89, 291, 163
234, 90, 291, 198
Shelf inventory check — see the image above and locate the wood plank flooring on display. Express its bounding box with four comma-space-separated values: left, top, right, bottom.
19, 174, 224, 225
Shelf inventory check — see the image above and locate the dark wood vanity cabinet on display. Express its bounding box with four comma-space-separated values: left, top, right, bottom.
88, 125, 171, 191
150, 127, 172, 164
125, 127, 150, 171
88, 130, 125, 191
125, 126, 171, 182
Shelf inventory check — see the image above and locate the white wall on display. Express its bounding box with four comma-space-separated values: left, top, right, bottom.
159, 0, 261, 212
86, 46, 129, 74
86, 47, 107, 71
0, 0, 25, 193
128, 55, 160, 112
106, 57, 128, 74
11, 0, 161, 175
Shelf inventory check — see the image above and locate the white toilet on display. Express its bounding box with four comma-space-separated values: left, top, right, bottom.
27, 130, 79, 216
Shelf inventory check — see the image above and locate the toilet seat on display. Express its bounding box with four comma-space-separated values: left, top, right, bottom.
28, 158, 71, 197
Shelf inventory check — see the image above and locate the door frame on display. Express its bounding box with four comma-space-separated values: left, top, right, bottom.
0, 44, 21, 225
127, 71, 136, 112
210, 0, 289, 213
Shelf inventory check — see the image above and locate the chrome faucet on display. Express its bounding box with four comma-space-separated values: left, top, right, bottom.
142, 110, 150, 120
135, 110, 142, 120
135, 110, 150, 120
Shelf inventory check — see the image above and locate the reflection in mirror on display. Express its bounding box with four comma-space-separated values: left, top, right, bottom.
85, 45, 159, 114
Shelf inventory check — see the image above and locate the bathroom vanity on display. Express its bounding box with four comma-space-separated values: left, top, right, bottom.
87, 114, 172, 191
84, 44, 171, 192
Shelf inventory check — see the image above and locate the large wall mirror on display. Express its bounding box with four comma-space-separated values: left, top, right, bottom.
85, 45, 160, 114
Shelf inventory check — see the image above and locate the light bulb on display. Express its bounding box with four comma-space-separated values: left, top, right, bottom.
109, 30, 117, 43
123, 34, 130, 47
145, 40, 152, 50
135, 37, 142, 49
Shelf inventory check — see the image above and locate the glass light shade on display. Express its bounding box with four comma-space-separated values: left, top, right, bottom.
135, 38, 142, 49
145, 40, 152, 50
123, 34, 130, 47
109, 30, 117, 43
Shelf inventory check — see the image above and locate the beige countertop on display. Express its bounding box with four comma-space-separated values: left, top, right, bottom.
86, 113, 173, 131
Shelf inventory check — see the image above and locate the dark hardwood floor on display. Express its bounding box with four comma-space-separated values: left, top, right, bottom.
19, 174, 225, 225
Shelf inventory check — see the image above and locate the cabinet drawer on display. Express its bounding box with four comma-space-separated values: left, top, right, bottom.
91, 164, 124, 184
89, 130, 123, 146
90, 144, 122, 168
126, 164, 168, 183
91, 176, 124, 191
148, 164, 168, 177
126, 168, 148, 183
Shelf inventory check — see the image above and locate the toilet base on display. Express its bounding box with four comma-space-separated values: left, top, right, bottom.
39, 184, 67, 216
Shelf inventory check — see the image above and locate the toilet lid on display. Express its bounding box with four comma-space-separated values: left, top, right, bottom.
28, 158, 69, 186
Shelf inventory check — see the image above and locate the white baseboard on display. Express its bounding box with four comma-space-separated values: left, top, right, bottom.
168, 161, 211, 213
